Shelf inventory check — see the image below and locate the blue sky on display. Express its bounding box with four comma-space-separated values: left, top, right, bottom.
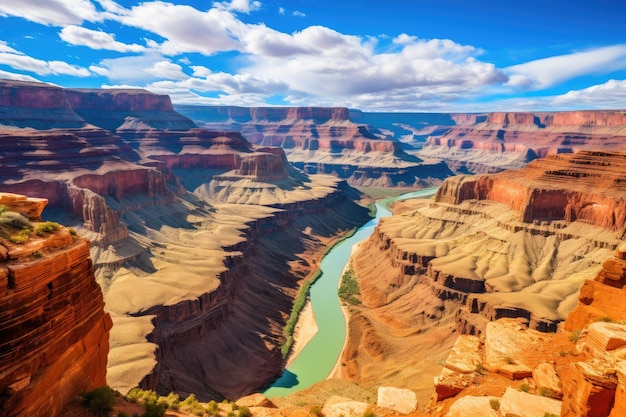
0, 0, 625, 111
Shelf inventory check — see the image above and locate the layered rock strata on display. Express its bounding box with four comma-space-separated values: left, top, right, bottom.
340, 151, 626, 406
0, 80, 371, 400
419, 110, 626, 174
176, 105, 454, 188
0, 193, 111, 417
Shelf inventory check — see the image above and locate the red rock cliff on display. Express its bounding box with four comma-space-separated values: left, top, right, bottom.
0, 193, 111, 417
66, 88, 174, 112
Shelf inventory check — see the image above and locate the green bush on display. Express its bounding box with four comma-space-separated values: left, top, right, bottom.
180, 393, 205, 416
9, 227, 31, 244
238, 406, 251, 417
520, 383, 530, 393
161, 392, 180, 410
141, 400, 166, 417
363, 409, 376, 417
34, 221, 60, 236
117, 412, 130, 417
539, 387, 559, 398
338, 269, 361, 306
281, 270, 322, 358
0, 211, 32, 229
206, 399, 219, 416
83, 386, 117, 417
570, 329, 581, 343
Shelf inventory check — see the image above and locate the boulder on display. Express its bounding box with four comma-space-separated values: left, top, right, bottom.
484, 319, 538, 379
236, 393, 276, 408
533, 362, 562, 399
322, 396, 370, 417
446, 395, 500, 417
376, 386, 417, 414
499, 387, 562, 417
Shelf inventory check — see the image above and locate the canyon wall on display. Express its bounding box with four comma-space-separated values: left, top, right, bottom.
0, 193, 111, 417
339, 151, 626, 406
0, 80, 372, 402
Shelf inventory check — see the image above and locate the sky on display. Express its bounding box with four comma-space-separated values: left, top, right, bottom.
0, 0, 625, 112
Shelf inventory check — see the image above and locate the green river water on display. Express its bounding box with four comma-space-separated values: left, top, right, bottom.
264, 187, 438, 397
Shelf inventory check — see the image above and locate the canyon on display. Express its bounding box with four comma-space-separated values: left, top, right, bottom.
3, 78, 626, 416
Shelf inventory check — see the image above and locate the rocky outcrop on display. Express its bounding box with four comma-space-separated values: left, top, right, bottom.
420, 110, 626, 174
435, 151, 626, 230
0, 193, 111, 417
176, 105, 454, 188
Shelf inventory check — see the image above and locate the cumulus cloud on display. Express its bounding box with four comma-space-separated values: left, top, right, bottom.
146, 60, 188, 80
0, 0, 100, 26
60, 26, 146, 52
0, 41, 90, 76
552, 79, 626, 108
213, 0, 261, 13
507, 45, 626, 89
109, 2, 243, 56
293, 11, 306, 17
0, 69, 40, 82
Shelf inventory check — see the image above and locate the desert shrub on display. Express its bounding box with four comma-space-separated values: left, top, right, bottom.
9, 227, 31, 244
141, 400, 166, 417
126, 388, 157, 405
338, 269, 361, 306
489, 399, 500, 411
363, 409, 375, 417
83, 386, 117, 417
520, 383, 530, 393
559, 350, 568, 357
117, 412, 130, 417
206, 399, 219, 416
180, 393, 205, 416
31, 250, 44, 258
0, 205, 8, 215
570, 329, 581, 343
0, 211, 32, 229
544, 413, 559, 417
238, 406, 252, 417
281, 270, 322, 358
539, 387, 559, 398
504, 356, 516, 365
309, 405, 323, 416
162, 392, 180, 410
34, 221, 60, 235
68, 227, 77, 235
474, 362, 486, 374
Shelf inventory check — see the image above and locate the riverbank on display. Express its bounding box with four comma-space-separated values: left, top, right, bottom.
286, 301, 318, 367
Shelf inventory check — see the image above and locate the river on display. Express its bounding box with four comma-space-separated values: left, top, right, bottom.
264, 187, 438, 397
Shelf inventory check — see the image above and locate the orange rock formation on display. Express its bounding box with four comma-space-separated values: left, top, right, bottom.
0, 193, 111, 417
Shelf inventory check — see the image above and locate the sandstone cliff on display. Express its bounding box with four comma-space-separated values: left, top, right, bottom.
0, 193, 111, 417
176, 105, 454, 188
0, 80, 372, 401
339, 151, 626, 408
419, 110, 626, 174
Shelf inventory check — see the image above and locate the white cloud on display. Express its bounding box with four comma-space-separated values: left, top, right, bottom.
60, 26, 146, 53
191, 65, 213, 77
96, 54, 168, 83
0, 41, 90, 77
213, 0, 261, 13
89, 65, 109, 76
146, 60, 188, 80
110, 2, 243, 56
0, 69, 40, 82
393, 33, 417, 45
293, 10, 306, 17
507, 45, 626, 89
148, 71, 287, 95
0, 0, 100, 26
552, 79, 626, 109
278, 7, 285, 15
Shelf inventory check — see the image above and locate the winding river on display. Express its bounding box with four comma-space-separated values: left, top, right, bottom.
264, 187, 438, 397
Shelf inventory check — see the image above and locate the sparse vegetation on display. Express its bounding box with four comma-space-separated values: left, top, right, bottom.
570, 329, 581, 343
474, 362, 486, 374
282, 270, 322, 358
363, 408, 376, 417
544, 413, 559, 417
238, 406, 252, 417
180, 393, 205, 416
504, 356, 516, 365
140, 400, 166, 417
309, 405, 323, 416
539, 387, 559, 398
0, 210, 32, 229
338, 269, 361, 305
597, 316, 614, 322
68, 227, 77, 236
34, 220, 60, 235
489, 399, 500, 411
520, 383, 530, 393
31, 250, 44, 258
559, 350, 568, 357
206, 400, 219, 416
83, 386, 117, 417
9, 227, 31, 244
